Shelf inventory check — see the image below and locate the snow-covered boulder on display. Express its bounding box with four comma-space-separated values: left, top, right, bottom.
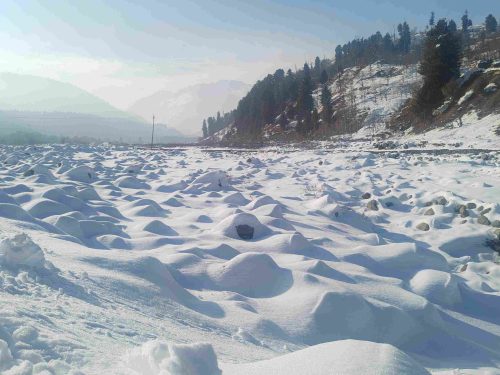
125, 340, 221, 375
0, 234, 46, 270
115, 176, 151, 189
211, 252, 290, 297
23, 164, 54, 178
64, 165, 96, 182
221, 339, 430, 375
188, 170, 231, 191
409, 269, 462, 306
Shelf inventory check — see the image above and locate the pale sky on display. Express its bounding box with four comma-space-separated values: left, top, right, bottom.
0, 0, 497, 109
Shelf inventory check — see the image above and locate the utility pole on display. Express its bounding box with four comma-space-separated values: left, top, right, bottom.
151, 115, 155, 150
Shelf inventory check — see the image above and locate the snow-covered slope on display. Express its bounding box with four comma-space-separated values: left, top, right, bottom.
0, 137, 499, 374
329, 62, 421, 133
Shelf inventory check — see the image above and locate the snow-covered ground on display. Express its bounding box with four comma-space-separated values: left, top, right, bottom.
0, 137, 499, 374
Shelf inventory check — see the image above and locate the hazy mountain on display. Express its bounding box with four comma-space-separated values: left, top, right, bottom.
0, 73, 139, 119
0, 73, 195, 144
128, 80, 251, 135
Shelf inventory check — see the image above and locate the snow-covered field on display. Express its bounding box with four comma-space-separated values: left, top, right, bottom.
0, 134, 499, 374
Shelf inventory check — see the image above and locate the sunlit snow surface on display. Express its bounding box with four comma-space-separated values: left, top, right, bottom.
0, 126, 499, 374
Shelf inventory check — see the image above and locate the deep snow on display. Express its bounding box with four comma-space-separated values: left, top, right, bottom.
0, 131, 499, 374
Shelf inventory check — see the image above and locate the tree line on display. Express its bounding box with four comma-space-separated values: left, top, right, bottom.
202, 11, 498, 139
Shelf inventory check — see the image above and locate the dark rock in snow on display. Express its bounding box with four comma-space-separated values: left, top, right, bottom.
416, 222, 430, 231
434, 196, 448, 205
424, 208, 435, 216
457, 205, 468, 218
478, 216, 491, 226
366, 200, 378, 211
236, 224, 254, 240
481, 208, 492, 215
362, 192, 371, 199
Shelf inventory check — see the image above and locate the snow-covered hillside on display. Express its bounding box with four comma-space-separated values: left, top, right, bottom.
0, 126, 499, 374
258, 61, 421, 141
329, 62, 421, 133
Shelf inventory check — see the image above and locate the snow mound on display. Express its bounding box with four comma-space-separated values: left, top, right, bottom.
305, 260, 354, 282
115, 175, 151, 189
252, 203, 284, 218
125, 340, 221, 375
262, 232, 329, 259
245, 195, 280, 210
222, 192, 250, 206
409, 269, 462, 306
222, 339, 430, 375
25, 198, 72, 219
309, 290, 439, 345
79, 219, 124, 238
0, 233, 46, 269
64, 165, 96, 182
212, 252, 291, 297
143, 220, 177, 236
188, 170, 231, 191
22, 164, 54, 178
42, 188, 85, 210
0, 203, 34, 222
163, 197, 184, 207
212, 213, 271, 240
50, 215, 84, 238
77, 187, 101, 201
125, 199, 166, 217
344, 243, 448, 277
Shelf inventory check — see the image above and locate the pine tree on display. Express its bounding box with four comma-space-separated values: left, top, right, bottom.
207, 117, 215, 136
335, 45, 343, 63
297, 63, 314, 117
286, 68, 299, 101
461, 10, 471, 33
311, 108, 319, 131
383, 33, 393, 48
485, 14, 498, 33
429, 11, 435, 26
202, 119, 208, 138
320, 69, 328, 84
314, 56, 321, 76
416, 18, 461, 115
397, 22, 411, 54
320, 84, 332, 124
448, 19, 457, 33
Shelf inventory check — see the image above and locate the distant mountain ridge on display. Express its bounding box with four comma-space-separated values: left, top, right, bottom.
0, 73, 195, 144
128, 80, 251, 135
0, 73, 139, 120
